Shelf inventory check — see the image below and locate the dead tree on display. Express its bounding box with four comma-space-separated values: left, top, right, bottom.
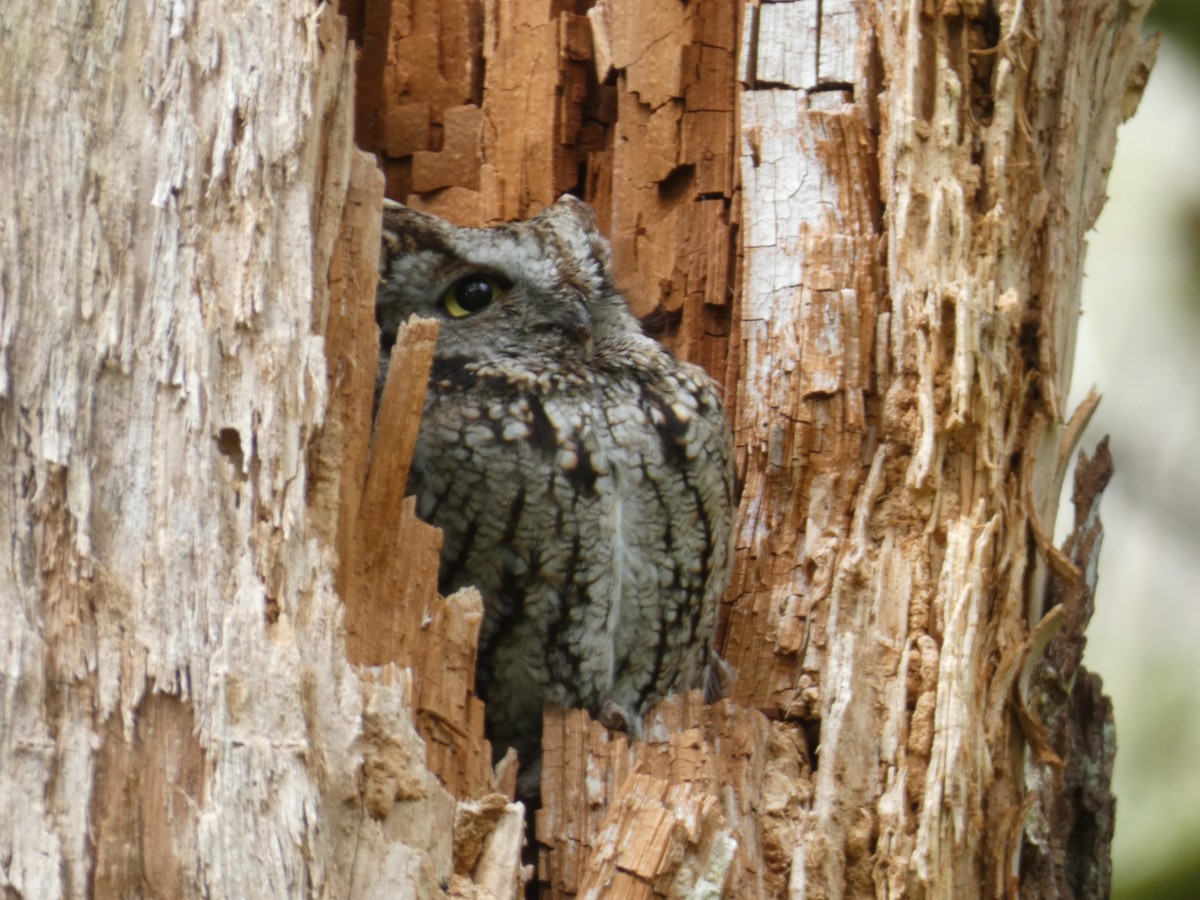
0, 0, 1153, 896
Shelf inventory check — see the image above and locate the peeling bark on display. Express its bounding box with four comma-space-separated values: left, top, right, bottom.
0, 0, 1153, 897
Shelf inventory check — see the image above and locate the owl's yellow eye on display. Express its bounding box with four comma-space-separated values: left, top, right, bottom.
442, 275, 504, 318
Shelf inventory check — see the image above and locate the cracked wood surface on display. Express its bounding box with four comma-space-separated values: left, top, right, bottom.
1, 0, 1153, 897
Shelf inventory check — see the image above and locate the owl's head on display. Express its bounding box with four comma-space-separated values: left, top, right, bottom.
377, 196, 641, 367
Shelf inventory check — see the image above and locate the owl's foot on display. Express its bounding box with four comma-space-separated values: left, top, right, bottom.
515, 755, 542, 802
596, 698, 632, 733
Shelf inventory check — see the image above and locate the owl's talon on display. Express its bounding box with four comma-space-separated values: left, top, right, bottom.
596, 699, 633, 734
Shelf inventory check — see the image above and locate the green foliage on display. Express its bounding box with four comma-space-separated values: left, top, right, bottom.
1118, 845, 1200, 900
1150, 0, 1200, 61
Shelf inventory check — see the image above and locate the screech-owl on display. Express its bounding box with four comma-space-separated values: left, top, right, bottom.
376, 196, 735, 771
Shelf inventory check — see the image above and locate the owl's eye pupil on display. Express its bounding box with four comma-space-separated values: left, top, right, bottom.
455, 277, 494, 312
442, 274, 501, 318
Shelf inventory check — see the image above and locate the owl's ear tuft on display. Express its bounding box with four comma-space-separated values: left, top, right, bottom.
380, 199, 458, 265
535, 196, 614, 280
542, 194, 597, 226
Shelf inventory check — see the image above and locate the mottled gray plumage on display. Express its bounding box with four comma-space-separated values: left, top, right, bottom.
377, 196, 734, 768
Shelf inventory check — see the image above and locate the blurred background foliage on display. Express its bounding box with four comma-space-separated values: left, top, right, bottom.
1070, 0, 1200, 896
1152, 0, 1200, 61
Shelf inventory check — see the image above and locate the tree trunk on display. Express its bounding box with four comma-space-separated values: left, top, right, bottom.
0, 1, 1153, 899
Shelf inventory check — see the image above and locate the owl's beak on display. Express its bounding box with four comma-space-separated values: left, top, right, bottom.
557, 292, 594, 355
567, 319, 594, 358
572, 318, 595, 359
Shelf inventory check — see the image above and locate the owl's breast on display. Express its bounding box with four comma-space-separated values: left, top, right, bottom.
407, 350, 733, 730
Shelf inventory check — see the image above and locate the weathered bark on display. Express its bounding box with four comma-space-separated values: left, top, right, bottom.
0, 0, 1153, 898
0, 2, 517, 898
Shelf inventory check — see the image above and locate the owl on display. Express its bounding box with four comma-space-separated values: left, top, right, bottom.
376, 196, 735, 773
